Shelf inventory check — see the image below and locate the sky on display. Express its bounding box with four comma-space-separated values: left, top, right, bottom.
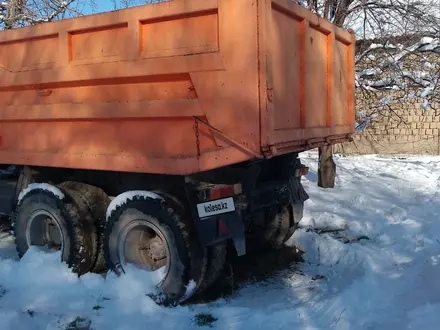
85, 0, 165, 15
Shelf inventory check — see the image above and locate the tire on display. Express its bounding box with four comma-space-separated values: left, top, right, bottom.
58, 182, 110, 273
105, 196, 206, 305
13, 188, 96, 275
157, 193, 209, 296
247, 203, 300, 251
265, 204, 295, 248
197, 241, 227, 293
266, 202, 304, 247
263, 206, 287, 248
283, 202, 303, 243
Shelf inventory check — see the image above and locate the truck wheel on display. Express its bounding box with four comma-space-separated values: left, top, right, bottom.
58, 182, 110, 273
282, 202, 303, 243
105, 196, 206, 305
197, 241, 227, 293
13, 188, 95, 275
265, 204, 293, 248
265, 203, 302, 248
156, 193, 209, 296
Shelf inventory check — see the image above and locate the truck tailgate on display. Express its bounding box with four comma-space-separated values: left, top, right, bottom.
260, 0, 355, 153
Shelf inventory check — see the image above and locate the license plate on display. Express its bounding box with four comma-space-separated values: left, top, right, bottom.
196, 197, 236, 219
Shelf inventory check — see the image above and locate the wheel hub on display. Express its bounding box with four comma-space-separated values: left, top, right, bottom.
118, 218, 170, 283
147, 238, 167, 262
25, 210, 64, 253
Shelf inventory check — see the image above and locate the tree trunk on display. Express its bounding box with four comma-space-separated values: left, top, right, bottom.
318, 145, 336, 188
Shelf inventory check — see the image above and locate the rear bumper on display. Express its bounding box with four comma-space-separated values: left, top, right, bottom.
186, 176, 307, 256
262, 133, 353, 157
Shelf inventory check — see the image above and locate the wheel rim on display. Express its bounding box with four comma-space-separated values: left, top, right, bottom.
118, 218, 170, 286
25, 210, 64, 253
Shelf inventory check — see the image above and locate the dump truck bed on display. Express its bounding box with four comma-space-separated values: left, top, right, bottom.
0, 0, 355, 175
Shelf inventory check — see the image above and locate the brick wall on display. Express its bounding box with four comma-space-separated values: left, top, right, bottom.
335, 95, 440, 155
341, 38, 440, 155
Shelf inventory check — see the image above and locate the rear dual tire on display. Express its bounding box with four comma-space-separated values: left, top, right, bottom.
13, 185, 227, 304
197, 241, 227, 292
13, 182, 109, 275
264, 204, 296, 248
248, 202, 302, 251
58, 182, 110, 273
13, 188, 96, 275
105, 196, 214, 305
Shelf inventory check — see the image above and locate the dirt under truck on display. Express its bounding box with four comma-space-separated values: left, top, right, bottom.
0, 0, 355, 304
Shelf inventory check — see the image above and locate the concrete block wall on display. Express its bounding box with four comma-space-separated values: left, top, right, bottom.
335, 95, 440, 155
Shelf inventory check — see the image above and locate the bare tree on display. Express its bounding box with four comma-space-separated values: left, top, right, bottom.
299, 0, 440, 37
0, 0, 99, 29
110, 0, 162, 10
0, 0, 164, 28
355, 37, 440, 129
295, 0, 440, 187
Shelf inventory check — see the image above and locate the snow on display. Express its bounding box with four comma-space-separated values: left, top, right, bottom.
17, 183, 65, 204
106, 191, 164, 221
357, 37, 440, 80
180, 280, 197, 302
421, 99, 430, 110
420, 37, 434, 44
355, 111, 376, 131
2, 153, 440, 328
379, 96, 393, 105
369, 43, 383, 49
355, 35, 439, 123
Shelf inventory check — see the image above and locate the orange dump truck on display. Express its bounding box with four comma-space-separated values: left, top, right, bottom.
0, 0, 355, 303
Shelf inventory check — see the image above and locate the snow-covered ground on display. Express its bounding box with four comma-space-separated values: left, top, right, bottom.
1, 152, 440, 329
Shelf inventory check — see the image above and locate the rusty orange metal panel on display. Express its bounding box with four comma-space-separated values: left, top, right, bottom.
140, 11, 219, 58
264, 0, 355, 152
0, 0, 355, 175
0, 34, 59, 72
69, 23, 130, 64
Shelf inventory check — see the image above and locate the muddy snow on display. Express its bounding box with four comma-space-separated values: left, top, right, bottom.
1, 151, 440, 329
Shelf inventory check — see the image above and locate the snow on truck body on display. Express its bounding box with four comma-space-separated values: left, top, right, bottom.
0, 0, 355, 304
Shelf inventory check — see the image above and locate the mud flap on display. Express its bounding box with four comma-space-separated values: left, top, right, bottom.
184, 185, 246, 256
195, 212, 246, 256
